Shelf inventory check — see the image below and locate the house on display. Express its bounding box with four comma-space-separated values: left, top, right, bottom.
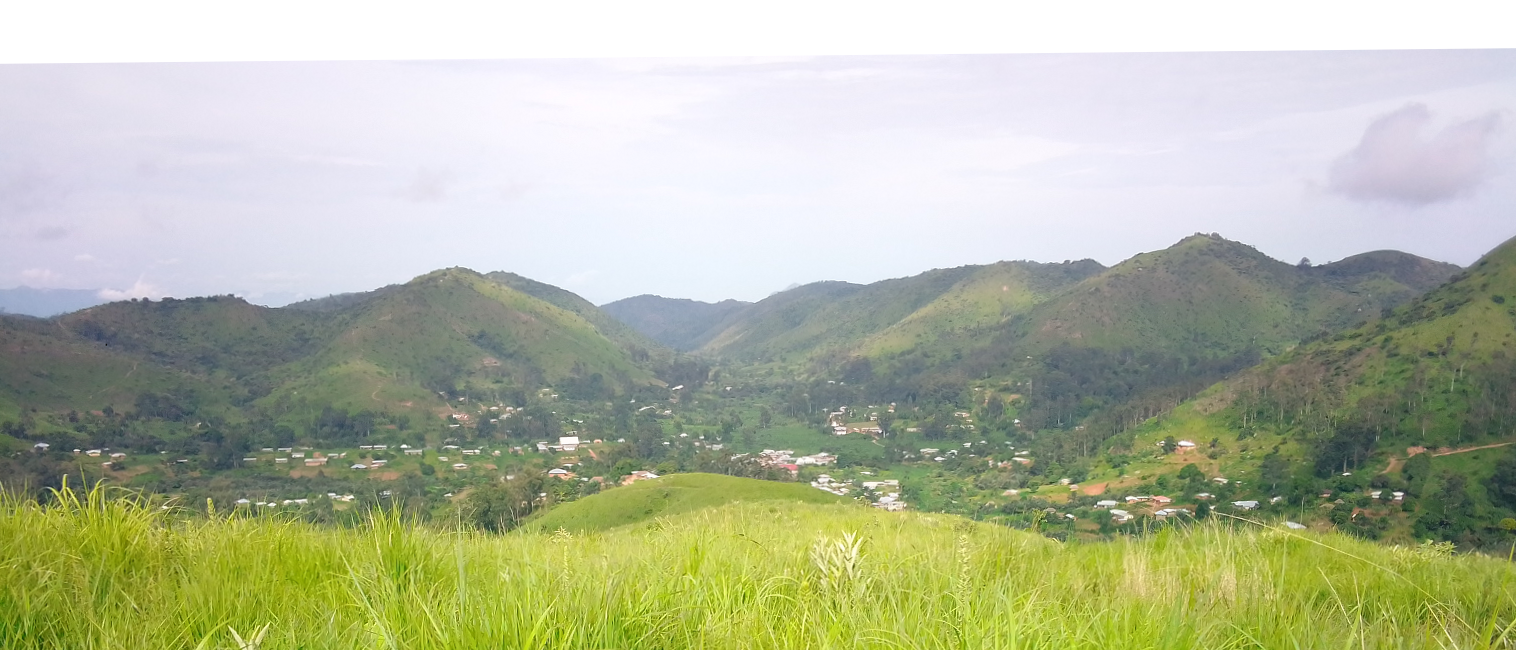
1212, 477, 1229, 485
291, 452, 305, 459
404, 448, 424, 455
86, 449, 102, 457
463, 449, 481, 455
547, 467, 573, 479
1124, 495, 1150, 503
275, 458, 289, 464
621, 470, 659, 485
559, 436, 580, 451
304, 456, 328, 466
110, 452, 126, 459
1151, 495, 1173, 505
796, 452, 836, 466
350, 463, 368, 469
1231, 500, 1260, 510
1176, 440, 1196, 452
1095, 500, 1119, 509
32, 442, 49, 451
1285, 521, 1307, 530
235, 498, 251, 505
1195, 492, 1214, 500
453, 463, 468, 470
1109, 509, 1133, 523
370, 459, 387, 467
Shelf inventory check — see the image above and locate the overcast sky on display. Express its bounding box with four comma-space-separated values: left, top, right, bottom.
2, 50, 1514, 306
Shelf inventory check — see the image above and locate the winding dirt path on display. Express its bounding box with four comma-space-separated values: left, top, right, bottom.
1381, 440, 1515, 474
1431, 441, 1515, 456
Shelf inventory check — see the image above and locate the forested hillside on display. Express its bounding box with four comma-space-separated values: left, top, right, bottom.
0, 267, 669, 438
1108, 234, 1516, 547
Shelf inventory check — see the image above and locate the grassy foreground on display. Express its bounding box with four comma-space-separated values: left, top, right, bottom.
3, 486, 1516, 649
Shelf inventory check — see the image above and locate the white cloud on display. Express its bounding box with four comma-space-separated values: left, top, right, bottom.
1328, 103, 1503, 205
73, 253, 94, 262
97, 279, 167, 301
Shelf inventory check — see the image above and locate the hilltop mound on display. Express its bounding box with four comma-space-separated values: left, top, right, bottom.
523, 473, 845, 533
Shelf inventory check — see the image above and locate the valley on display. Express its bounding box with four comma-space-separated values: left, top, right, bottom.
2, 233, 1515, 555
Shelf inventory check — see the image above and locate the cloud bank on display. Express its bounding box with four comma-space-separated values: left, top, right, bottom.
1328, 103, 1502, 205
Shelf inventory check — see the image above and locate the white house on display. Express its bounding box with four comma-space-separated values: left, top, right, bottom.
1231, 500, 1259, 510
453, 463, 468, 470
559, 436, 580, 451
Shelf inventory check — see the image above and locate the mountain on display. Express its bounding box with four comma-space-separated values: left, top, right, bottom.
599, 295, 751, 351
941, 234, 1460, 376
0, 287, 107, 317
1111, 234, 1516, 546
0, 268, 661, 423
692, 261, 1105, 365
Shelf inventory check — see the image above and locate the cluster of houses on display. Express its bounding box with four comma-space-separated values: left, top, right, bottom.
742, 449, 836, 475
807, 474, 907, 511
825, 405, 892, 436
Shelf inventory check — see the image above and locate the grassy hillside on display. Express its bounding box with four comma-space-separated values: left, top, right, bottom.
1006, 234, 1457, 358
523, 473, 844, 533
1097, 234, 1516, 546
600, 295, 751, 351
265, 269, 656, 412
1, 269, 662, 426
3, 486, 1514, 649
0, 315, 194, 416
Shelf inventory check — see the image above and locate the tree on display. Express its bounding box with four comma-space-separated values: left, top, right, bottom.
1160, 436, 1177, 454
1259, 452, 1289, 492
1401, 452, 1433, 494
1490, 449, 1516, 510
1177, 463, 1204, 484
1195, 501, 1211, 520
758, 405, 773, 429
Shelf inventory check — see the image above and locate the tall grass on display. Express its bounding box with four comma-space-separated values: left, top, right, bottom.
2, 483, 1514, 649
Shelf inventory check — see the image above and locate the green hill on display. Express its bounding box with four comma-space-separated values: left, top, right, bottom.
0, 268, 662, 426
996, 234, 1456, 359
523, 472, 845, 533
599, 294, 751, 351
0, 314, 196, 416
694, 261, 1104, 365
264, 268, 658, 413
1105, 234, 1516, 546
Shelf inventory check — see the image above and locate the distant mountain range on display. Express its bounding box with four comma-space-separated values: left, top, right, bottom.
602, 234, 1460, 374
0, 287, 107, 317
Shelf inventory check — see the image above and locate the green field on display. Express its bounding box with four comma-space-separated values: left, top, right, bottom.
523, 473, 845, 533
4, 484, 1515, 649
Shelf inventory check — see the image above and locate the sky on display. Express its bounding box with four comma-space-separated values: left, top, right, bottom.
1, 50, 1514, 306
